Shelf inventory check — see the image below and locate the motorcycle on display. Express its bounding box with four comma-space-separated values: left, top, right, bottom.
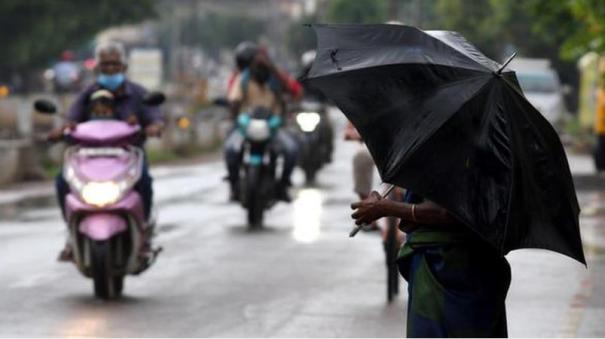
237, 106, 282, 228
292, 99, 332, 184
33, 92, 165, 299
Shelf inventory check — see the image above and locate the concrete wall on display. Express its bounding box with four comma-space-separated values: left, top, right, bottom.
0, 140, 28, 186
0, 94, 63, 186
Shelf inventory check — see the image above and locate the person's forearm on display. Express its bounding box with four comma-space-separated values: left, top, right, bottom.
380, 199, 458, 225
230, 101, 241, 120
150, 107, 165, 125
273, 68, 290, 89
274, 69, 302, 98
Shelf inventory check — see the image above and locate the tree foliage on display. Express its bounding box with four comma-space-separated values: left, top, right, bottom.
433, 1, 574, 69
432, 0, 581, 108
325, 0, 388, 24
528, 0, 605, 59
434, 0, 504, 58
0, 0, 155, 79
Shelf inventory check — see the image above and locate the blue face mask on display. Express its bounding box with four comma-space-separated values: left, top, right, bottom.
97, 73, 125, 91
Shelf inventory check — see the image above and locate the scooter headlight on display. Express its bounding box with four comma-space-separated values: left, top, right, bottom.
296, 112, 321, 132
81, 181, 121, 207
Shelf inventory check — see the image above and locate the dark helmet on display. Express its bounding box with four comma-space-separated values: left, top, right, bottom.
234, 41, 259, 71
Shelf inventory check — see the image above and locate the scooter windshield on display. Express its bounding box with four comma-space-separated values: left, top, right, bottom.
70, 120, 140, 146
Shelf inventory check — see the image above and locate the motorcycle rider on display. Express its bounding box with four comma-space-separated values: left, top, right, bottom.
87, 89, 117, 119
344, 121, 380, 231
52, 50, 81, 94
225, 51, 299, 202
228, 41, 303, 103
227, 41, 259, 95
50, 41, 164, 261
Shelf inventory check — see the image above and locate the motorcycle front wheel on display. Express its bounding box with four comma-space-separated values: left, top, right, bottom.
246, 166, 265, 229
304, 166, 317, 185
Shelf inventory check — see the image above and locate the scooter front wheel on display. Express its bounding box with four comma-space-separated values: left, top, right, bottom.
90, 240, 123, 299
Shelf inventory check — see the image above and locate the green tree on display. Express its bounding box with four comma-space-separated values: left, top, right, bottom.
325, 0, 388, 24
0, 0, 155, 81
529, 0, 605, 60
430, 0, 579, 108
434, 0, 505, 59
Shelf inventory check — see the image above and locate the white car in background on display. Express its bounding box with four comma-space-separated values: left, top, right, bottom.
510, 58, 569, 127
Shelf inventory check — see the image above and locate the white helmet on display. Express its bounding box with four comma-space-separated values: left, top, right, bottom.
301, 50, 317, 69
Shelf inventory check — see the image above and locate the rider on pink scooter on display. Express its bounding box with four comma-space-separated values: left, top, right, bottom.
50, 41, 165, 261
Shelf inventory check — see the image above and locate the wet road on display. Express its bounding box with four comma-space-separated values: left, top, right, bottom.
1, 117, 604, 337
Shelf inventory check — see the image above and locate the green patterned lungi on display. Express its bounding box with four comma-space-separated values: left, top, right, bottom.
398, 227, 511, 337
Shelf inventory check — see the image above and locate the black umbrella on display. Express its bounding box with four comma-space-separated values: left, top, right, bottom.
304, 24, 585, 264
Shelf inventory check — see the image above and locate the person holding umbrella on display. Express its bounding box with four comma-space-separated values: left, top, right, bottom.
352, 187, 510, 336
304, 24, 585, 337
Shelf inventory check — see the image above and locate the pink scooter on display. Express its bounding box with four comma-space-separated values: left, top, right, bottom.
34, 94, 164, 299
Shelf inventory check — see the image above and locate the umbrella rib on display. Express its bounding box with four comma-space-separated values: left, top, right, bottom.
500, 77, 581, 256
311, 24, 497, 75
498, 98, 514, 255
426, 30, 501, 72
307, 59, 487, 81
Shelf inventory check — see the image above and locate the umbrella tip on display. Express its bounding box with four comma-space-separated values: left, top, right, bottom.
495, 52, 517, 75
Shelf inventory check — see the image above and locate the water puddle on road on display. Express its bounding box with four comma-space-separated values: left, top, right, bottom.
292, 188, 323, 243
60, 311, 108, 337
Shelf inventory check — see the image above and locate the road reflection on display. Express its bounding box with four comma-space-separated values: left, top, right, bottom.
61, 310, 107, 337
292, 188, 323, 243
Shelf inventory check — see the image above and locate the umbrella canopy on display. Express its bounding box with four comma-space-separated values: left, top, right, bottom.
305, 24, 585, 264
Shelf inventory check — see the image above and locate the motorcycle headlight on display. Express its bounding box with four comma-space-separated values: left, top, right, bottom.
296, 112, 321, 132
246, 119, 271, 142
81, 181, 121, 207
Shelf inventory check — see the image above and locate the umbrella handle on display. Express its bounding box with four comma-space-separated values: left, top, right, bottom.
349, 184, 396, 238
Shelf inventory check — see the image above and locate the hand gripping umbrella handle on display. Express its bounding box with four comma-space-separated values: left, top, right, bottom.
349, 184, 395, 238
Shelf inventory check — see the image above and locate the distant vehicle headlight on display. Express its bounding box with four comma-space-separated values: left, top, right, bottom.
81, 181, 121, 207
296, 112, 321, 132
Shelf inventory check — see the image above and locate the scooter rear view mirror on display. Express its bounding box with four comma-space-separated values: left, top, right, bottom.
211, 97, 230, 107
33, 99, 57, 114
143, 92, 166, 106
